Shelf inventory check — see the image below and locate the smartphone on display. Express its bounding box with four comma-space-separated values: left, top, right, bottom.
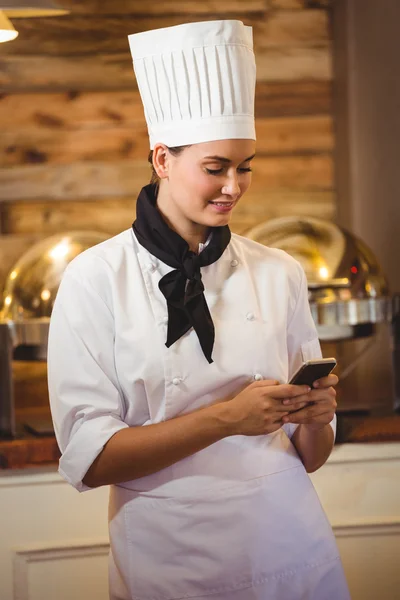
289, 358, 337, 387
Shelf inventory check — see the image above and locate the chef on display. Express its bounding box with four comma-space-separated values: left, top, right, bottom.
48, 20, 351, 600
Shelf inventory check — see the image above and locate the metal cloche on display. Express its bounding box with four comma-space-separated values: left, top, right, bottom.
246, 216, 392, 340
1, 231, 109, 352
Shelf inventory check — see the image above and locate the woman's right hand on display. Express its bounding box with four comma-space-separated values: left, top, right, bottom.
222, 380, 312, 436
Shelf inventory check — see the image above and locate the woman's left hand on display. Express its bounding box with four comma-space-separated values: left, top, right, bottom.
281, 373, 338, 431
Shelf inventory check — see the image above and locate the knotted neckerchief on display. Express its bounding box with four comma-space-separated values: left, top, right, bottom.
132, 184, 231, 363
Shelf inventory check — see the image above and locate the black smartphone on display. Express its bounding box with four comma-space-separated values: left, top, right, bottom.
289, 358, 337, 387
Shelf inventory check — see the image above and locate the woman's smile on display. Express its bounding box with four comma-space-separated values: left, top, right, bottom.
208, 200, 235, 213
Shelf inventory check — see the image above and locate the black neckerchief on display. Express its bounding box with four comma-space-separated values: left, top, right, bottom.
132, 183, 231, 363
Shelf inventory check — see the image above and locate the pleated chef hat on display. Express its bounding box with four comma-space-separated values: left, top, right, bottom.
128, 20, 256, 149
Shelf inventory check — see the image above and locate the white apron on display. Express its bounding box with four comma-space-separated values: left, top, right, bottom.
108, 458, 349, 600
47, 230, 350, 600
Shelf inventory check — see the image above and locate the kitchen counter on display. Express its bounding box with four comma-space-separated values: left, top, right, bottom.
336, 410, 400, 443
0, 406, 59, 469
0, 362, 60, 469
0, 433, 59, 469
1, 409, 400, 470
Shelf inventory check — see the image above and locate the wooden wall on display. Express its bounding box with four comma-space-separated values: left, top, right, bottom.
0, 0, 334, 291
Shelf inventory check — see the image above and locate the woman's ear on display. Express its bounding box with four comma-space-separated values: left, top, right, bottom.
152, 143, 169, 179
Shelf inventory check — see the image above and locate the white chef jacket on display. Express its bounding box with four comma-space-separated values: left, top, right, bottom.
48, 229, 350, 600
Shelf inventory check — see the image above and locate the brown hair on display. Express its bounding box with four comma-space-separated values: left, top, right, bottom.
148, 145, 190, 185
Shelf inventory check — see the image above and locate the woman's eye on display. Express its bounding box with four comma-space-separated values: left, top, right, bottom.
205, 168, 224, 175
205, 167, 252, 175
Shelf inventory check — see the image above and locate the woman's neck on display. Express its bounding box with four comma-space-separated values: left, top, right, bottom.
156, 186, 209, 253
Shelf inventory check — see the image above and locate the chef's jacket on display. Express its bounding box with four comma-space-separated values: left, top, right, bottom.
48, 229, 349, 600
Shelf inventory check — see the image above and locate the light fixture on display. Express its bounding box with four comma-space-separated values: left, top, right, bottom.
0, 10, 18, 42
0, 1, 69, 17
0, 1, 69, 43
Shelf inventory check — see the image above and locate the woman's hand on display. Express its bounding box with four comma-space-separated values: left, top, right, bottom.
224, 380, 312, 436
281, 374, 338, 431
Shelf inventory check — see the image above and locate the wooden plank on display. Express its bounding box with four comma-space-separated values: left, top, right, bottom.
256, 47, 332, 81
0, 154, 333, 202
305, 1, 332, 8
255, 81, 332, 117
0, 161, 149, 201
0, 127, 149, 166
2, 190, 335, 236
0, 82, 332, 133
270, 0, 304, 8
41, 0, 268, 16
0, 90, 145, 130
270, 0, 331, 8
251, 154, 333, 190
258, 9, 329, 48
0, 116, 333, 167
0, 53, 136, 93
2, 15, 258, 56
3, 10, 328, 57
0, 46, 332, 93
2, 198, 135, 235
256, 115, 333, 153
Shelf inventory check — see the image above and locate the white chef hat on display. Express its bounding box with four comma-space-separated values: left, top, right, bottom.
128, 20, 256, 149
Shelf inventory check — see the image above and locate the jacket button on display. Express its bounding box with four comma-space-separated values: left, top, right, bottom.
172, 377, 181, 386
230, 259, 239, 267
147, 259, 158, 272
254, 373, 263, 381
246, 312, 255, 321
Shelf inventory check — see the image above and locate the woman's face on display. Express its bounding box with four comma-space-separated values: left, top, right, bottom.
158, 139, 255, 230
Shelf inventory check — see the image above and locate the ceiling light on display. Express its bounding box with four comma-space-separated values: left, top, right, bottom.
0, 10, 18, 42
0, 0, 69, 18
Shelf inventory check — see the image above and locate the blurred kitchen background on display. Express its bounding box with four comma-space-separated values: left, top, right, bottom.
0, 0, 336, 279
1, 2, 400, 600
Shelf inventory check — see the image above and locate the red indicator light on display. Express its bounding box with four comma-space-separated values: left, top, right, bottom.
351, 266, 358, 274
